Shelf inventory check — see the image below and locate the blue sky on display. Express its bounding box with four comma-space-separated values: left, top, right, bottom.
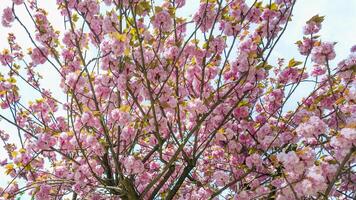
0, 0, 355, 196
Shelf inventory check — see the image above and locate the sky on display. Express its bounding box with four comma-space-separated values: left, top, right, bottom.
0, 0, 356, 197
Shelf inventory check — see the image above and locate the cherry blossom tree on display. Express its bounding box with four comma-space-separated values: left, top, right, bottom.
0, 0, 355, 199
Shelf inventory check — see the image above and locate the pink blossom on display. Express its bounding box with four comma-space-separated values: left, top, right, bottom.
296, 116, 327, 139
311, 65, 326, 76
2, 7, 14, 27
213, 171, 229, 186
277, 151, 300, 166
36, 185, 51, 200
111, 108, 131, 126
209, 36, 226, 54
338, 53, 356, 80
246, 153, 262, 169
103, 0, 112, 6
303, 21, 321, 35
31, 47, 48, 65
152, 10, 173, 32
351, 45, 356, 52
297, 38, 313, 55
123, 156, 144, 175
193, 3, 217, 32
236, 191, 250, 200
306, 165, 327, 193
121, 127, 135, 142
0, 49, 13, 65
175, 0, 185, 8
65, 72, 79, 88
311, 42, 336, 64
340, 128, 356, 146
81, 112, 92, 124
12, 0, 24, 5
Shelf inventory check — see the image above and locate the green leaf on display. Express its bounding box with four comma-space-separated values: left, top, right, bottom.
264, 64, 273, 70
256, 62, 273, 70
248, 147, 257, 155
154, 6, 163, 13
327, 159, 338, 165
202, 42, 208, 49
351, 65, 356, 72
288, 58, 303, 67
285, 144, 297, 153
168, 6, 176, 16
269, 3, 278, 11
72, 13, 79, 22
307, 14, 325, 24
255, 1, 263, 9
141, 1, 151, 10
295, 40, 302, 46
238, 100, 249, 107
16, 192, 24, 200
136, 1, 151, 15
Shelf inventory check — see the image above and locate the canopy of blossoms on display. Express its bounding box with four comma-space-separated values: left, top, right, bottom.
0, 0, 355, 199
